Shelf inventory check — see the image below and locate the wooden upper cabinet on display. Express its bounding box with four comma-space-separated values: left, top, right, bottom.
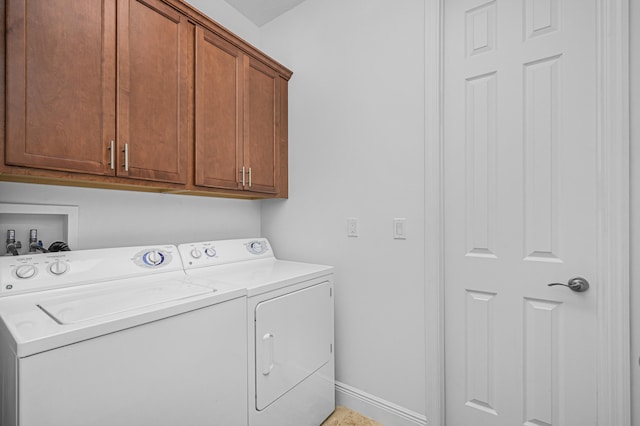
117, 0, 189, 184
194, 26, 243, 190
194, 27, 281, 195
5, 0, 188, 184
2, 0, 290, 197
5, 0, 116, 175
244, 57, 280, 194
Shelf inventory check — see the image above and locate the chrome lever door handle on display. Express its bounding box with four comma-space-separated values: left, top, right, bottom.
548, 277, 590, 292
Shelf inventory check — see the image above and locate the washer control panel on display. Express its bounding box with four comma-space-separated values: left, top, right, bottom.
178, 238, 273, 269
0, 245, 181, 297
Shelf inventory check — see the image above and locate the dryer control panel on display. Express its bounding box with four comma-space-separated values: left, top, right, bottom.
0, 245, 181, 297
178, 238, 273, 269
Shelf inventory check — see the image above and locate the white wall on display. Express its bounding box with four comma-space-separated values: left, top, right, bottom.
260, 0, 427, 420
0, 182, 260, 249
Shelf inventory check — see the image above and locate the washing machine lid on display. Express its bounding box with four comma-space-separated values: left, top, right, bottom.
0, 274, 245, 357
37, 280, 214, 325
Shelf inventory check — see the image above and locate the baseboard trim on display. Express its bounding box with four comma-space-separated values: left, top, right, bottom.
335, 381, 427, 426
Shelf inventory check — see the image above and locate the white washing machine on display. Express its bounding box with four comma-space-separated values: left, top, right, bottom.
0, 245, 248, 426
178, 238, 335, 426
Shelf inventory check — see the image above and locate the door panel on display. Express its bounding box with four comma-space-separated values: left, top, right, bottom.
5, 0, 116, 175
117, 0, 188, 184
194, 27, 243, 190
254, 282, 332, 411
244, 58, 280, 194
444, 0, 598, 425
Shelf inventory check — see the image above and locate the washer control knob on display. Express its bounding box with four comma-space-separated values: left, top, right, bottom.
204, 248, 217, 257
49, 260, 69, 276
191, 248, 202, 259
248, 241, 266, 254
143, 250, 165, 266
15, 264, 37, 279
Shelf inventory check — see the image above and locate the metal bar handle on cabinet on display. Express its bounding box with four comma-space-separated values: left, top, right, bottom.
547, 277, 590, 292
248, 167, 252, 187
108, 140, 115, 170
262, 333, 274, 376
241, 166, 246, 187
123, 143, 129, 172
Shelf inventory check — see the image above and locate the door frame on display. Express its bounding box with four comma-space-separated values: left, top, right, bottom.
424, 0, 631, 425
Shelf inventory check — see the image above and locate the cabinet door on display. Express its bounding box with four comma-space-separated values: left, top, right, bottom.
5, 0, 117, 175
244, 57, 280, 194
118, 0, 188, 184
194, 27, 243, 190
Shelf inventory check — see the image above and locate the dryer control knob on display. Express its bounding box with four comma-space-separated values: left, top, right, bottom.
15, 264, 37, 279
49, 260, 69, 276
143, 250, 165, 266
204, 248, 216, 257
191, 248, 202, 259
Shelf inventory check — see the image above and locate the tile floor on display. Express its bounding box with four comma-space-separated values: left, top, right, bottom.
321, 406, 384, 426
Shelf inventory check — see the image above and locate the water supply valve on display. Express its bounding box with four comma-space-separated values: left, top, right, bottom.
6, 229, 22, 256
27, 229, 48, 253
28, 229, 38, 252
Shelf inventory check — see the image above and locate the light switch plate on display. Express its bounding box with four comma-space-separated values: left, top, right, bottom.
347, 217, 359, 237
393, 218, 407, 239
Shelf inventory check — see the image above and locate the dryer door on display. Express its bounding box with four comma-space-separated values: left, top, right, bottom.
254, 281, 332, 410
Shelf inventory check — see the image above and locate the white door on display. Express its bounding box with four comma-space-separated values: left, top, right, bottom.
444, 0, 599, 425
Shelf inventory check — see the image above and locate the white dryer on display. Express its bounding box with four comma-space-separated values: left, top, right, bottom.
0, 245, 248, 426
178, 238, 335, 426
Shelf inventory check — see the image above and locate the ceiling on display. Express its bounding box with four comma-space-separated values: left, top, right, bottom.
223, 0, 307, 26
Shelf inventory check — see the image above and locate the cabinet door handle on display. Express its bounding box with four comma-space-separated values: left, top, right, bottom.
248, 167, 252, 187
108, 140, 115, 170
241, 166, 246, 186
122, 143, 129, 172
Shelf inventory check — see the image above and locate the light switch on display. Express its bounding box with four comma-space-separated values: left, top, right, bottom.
393, 218, 407, 239
347, 217, 359, 237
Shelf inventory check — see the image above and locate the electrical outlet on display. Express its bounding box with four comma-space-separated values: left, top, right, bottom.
347, 217, 359, 237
